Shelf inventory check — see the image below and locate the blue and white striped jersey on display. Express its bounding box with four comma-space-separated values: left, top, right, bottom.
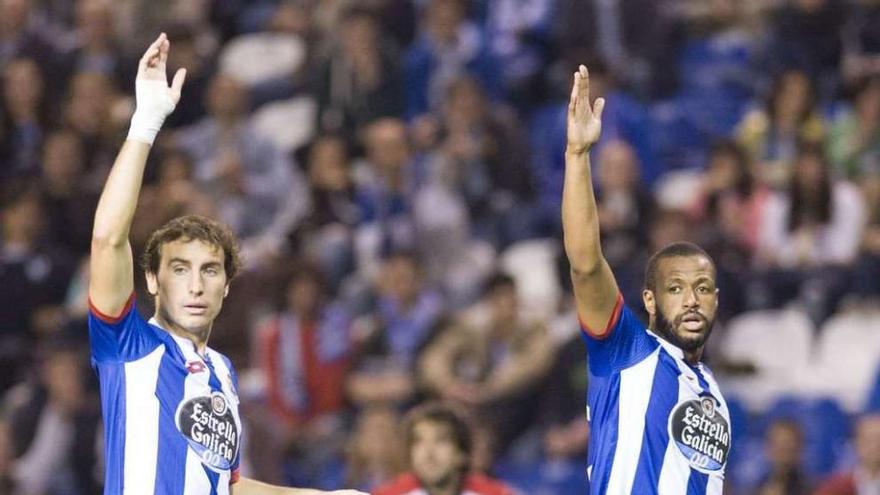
88, 295, 243, 495
582, 295, 730, 495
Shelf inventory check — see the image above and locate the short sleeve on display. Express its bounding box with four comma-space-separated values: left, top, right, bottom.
88, 294, 162, 364
581, 296, 658, 376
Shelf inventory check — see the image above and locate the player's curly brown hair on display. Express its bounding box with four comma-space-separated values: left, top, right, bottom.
141, 215, 241, 281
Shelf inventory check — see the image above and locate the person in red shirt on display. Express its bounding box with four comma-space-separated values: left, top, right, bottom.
374, 402, 515, 495
250, 262, 352, 484
813, 412, 880, 495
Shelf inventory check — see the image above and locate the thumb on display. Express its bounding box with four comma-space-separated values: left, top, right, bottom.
593, 97, 606, 121
169, 68, 187, 104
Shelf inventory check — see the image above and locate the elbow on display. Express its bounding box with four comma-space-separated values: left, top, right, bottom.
91, 231, 128, 250
569, 259, 603, 278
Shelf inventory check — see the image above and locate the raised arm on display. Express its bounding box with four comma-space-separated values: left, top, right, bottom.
562, 65, 620, 336
89, 33, 186, 316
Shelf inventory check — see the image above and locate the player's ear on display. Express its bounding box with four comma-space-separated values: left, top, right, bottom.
223, 284, 229, 298
145, 271, 158, 296
642, 289, 656, 316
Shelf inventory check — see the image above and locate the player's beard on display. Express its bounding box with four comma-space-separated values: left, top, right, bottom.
654, 306, 714, 353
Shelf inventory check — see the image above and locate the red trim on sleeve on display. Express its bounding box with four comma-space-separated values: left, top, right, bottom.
579, 292, 624, 340
88, 293, 135, 324
230, 468, 240, 484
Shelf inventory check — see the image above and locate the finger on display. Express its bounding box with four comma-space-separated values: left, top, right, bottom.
593, 97, 606, 121
580, 64, 590, 98
158, 36, 170, 66
170, 68, 187, 103
139, 33, 165, 69
568, 72, 579, 113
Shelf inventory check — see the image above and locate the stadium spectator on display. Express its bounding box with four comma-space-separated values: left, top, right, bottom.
813, 412, 880, 495
313, 7, 404, 138
595, 139, 654, 271
429, 75, 538, 248
0, 0, 62, 79
348, 251, 445, 407
737, 69, 825, 187
290, 135, 359, 288
420, 273, 554, 455
0, 180, 75, 383
828, 75, 880, 179
853, 163, 880, 300
352, 118, 421, 277
841, 0, 880, 83
253, 263, 353, 486
690, 140, 770, 256
130, 147, 215, 252
374, 402, 514, 495
2, 341, 102, 495
344, 405, 406, 491
404, 0, 499, 119
39, 129, 100, 258
1, 57, 48, 176
538, 299, 589, 461
175, 73, 309, 261
765, 0, 844, 93
753, 142, 866, 321
59, 0, 128, 86
755, 419, 812, 495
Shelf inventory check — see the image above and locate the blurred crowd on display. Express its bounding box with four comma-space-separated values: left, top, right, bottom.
1, 0, 880, 493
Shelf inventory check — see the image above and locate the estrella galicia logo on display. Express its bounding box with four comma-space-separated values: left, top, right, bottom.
668, 396, 730, 473
175, 392, 239, 471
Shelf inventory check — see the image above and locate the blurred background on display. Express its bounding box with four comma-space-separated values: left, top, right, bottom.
1, 0, 880, 493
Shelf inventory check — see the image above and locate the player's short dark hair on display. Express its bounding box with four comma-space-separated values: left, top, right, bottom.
404, 402, 473, 460
141, 215, 241, 282
644, 242, 715, 293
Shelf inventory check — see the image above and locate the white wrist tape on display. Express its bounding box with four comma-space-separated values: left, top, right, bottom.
126, 78, 176, 145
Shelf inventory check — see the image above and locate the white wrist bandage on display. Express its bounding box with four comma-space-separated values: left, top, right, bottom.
127, 78, 177, 145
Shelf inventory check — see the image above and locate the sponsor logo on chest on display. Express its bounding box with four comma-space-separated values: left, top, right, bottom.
668, 395, 730, 473
175, 391, 240, 471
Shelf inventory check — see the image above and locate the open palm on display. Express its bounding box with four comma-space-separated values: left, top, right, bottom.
137, 33, 186, 108
566, 65, 605, 154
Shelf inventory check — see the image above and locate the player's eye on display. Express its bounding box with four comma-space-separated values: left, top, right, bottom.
697, 286, 710, 294
668, 286, 681, 293
172, 266, 187, 275
204, 267, 219, 276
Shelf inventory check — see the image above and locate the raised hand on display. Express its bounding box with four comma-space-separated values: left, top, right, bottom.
129, 33, 187, 144
566, 65, 605, 155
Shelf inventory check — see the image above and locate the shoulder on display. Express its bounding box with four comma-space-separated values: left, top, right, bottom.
464, 473, 515, 495
373, 473, 422, 495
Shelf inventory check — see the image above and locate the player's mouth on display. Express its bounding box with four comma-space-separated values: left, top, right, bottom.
680, 313, 705, 331
184, 303, 208, 315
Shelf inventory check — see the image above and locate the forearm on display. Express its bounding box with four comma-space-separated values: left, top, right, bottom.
488, 331, 553, 398
561, 147, 604, 274
92, 140, 152, 245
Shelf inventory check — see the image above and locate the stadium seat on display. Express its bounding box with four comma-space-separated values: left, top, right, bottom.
251, 96, 317, 153
219, 32, 306, 86
499, 239, 562, 322
809, 309, 880, 411
719, 308, 814, 409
